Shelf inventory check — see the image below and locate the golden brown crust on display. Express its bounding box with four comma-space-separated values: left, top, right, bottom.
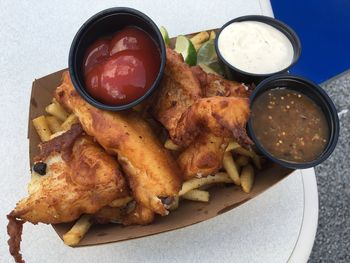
34, 123, 83, 163
121, 204, 155, 225
177, 134, 229, 180
151, 53, 252, 179
152, 47, 202, 139
12, 135, 129, 224
173, 96, 252, 147
191, 66, 250, 98
55, 72, 182, 216
92, 204, 154, 225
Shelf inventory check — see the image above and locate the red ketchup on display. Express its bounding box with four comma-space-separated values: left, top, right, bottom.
83, 27, 161, 105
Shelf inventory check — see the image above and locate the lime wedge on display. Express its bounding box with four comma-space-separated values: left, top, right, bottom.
160, 26, 170, 46
197, 39, 223, 75
175, 35, 197, 66
198, 63, 219, 75
197, 39, 217, 65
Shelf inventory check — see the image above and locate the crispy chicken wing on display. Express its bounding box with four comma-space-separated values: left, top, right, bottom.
191, 66, 250, 98
173, 96, 251, 147
7, 128, 129, 263
55, 72, 182, 216
177, 133, 229, 180
152, 55, 252, 179
174, 96, 251, 179
11, 131, 128, 224
152, 47, 202, 138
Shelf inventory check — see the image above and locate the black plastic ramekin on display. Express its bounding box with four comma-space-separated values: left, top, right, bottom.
215, 15, 301, 84
68, 7, 166, 111
247, 74, 339, 169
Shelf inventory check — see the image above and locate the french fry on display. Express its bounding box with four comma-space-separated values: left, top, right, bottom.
182, 189, 209, 202
190, 31, 209, 46
108, 196, 133, 208
63, 215, 92, 246
46, 116, 62, 133
49, 130, 66, 140
225, 140, 240, 152
179, 172, 232, 196
194, 43, 202, 51
45, 103, 69, 121
236, 155, 249, 167
233, 147, 261, 169
251, 154, 262, 170
209, 30, 216, 40
240, 164, 254, 193
61, 114, 79, 131
164, 139, 181, 151
32, 115, 52, 142
223, 152, 240, 185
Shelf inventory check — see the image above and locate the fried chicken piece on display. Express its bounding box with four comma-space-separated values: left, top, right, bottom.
177, 133, 229, 180
92, 203, 154, 225
151, 54, 251, 179
191, 66, 250, 98
7, 130, 129, 263
152, 47, 202, 138
55, 72, 182, 216
11, 133, 128, 224
173, 96, 252, 147
175, 95, 250, 179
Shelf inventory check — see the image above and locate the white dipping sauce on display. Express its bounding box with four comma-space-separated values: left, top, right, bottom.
218, 21, 294, 74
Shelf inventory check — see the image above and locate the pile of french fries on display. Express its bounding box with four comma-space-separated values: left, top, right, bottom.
32, 99, 78, 141
190, 30, 216, 51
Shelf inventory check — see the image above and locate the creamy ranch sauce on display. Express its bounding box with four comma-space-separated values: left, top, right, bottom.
218, 21, 294, 74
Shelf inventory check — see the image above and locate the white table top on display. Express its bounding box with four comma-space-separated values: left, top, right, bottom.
0, 1, 318, 262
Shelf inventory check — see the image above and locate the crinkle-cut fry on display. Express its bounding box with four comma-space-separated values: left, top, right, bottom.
63, 215, 92, 246
209, 30, 216, 40
225, 140, 240, 152
190, 31, 209, 45
108, 196, 133, 208
179, 172, 232, 196
236, 155, 249, 167
164, 139, 181, 151
32, 115, 52, 142
223, 152, 240, 185
233, 147, 261, 169
50, 130, 66, 140
240, 164, 255, 193
61, 114, 79, 131
45, 102, 69, 121
46, 116, 62, 133
182, 189, 209, 202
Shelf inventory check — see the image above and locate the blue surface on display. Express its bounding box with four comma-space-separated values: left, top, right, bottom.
271, 0, 350, 84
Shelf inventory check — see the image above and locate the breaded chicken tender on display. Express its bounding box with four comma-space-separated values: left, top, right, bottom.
7, 128, 129, 263
55, 72, 182, 216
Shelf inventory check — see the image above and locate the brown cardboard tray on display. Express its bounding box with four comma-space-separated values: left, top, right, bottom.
28, 31, 294, 246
